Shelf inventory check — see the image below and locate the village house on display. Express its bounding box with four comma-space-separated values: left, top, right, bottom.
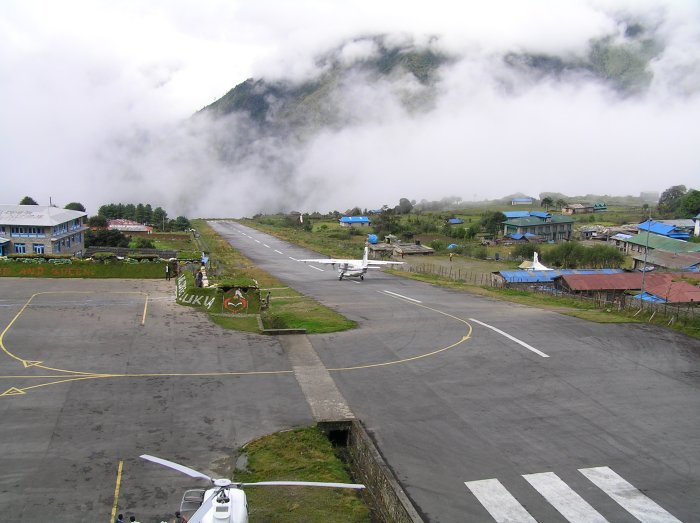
338, 216, 371, 228
0, 204, 88, 256
502, 211, 574, 242
107, 219, 153, 233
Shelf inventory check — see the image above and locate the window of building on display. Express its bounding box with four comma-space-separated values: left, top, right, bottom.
14, 243, 26, 254
33, 244, 45, 254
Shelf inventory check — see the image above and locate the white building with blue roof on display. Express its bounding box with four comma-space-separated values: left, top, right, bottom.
339, 216, 370, 227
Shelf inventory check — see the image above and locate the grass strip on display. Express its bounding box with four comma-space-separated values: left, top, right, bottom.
192, 220, 356, 334
235, 427, 370, 523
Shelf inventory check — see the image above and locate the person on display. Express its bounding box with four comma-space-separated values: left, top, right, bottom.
165, 263, 171, 281
115, 515, 124, 523
173, 511, 188, 523
129, 517, 140, 523
195, 270, 203, 288
449, 252, 454, 262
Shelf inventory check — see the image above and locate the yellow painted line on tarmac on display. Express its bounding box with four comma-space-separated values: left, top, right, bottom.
0, 293, 38, 365
329, 295, 473, 372
111, 460, 123, 523
141, 294, 148, 325
0, 288, 473, 396
0, 291, 149, 372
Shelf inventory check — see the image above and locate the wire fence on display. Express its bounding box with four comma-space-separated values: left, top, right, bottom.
392, 263, 699, 326
392, 263, 494, 286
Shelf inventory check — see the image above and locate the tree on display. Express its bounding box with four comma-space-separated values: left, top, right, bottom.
541, 197, 554, 210
584, 244, 625, 268
172, 216, 191, 231
396, 198, 413, 215
479, 211, 506, 236
555, 198, 568, 210
19, 196, 38, 205
84, 229, 130, 248
546, 241, 586, 268
152, 207, 168, 231
678, 189, 700, 217
658, 185, 687, 215
64, 202, 86, 212
135, 203, 145, 223
87, 215, 107, 228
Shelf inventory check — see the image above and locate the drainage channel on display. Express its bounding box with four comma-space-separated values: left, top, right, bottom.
279, 335, 424, 523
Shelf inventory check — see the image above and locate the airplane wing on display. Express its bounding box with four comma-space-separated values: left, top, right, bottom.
367, 261, 404, 266
297, 258, 356, 266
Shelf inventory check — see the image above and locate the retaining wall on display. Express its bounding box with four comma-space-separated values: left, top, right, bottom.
319, 420, 424, 523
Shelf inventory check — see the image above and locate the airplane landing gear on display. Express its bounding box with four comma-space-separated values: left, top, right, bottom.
360, 275, 364, 280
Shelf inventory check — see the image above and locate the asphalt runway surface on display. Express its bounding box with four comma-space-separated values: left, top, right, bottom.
209, 220, 700, 523
0, 279, 312, 522
1, 220, 699, 522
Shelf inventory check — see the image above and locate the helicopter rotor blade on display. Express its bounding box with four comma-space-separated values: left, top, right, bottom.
140, 454, 213, 482
183, 488, 218, 523
240, 481, 365, 489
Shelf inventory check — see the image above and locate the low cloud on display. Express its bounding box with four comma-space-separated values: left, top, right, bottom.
1, 0, 698, 217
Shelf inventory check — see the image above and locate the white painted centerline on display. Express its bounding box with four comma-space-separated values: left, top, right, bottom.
468, 318, 549, 358
380, 290, 422, 303
289, 257, 298, 261
254, 239, 261, 243
274, 249, 284, 254
465, 479, 537, 523
308, 265, 324, 272
579, 467, 682, 523
524, 472, 608, 522
263, 244, 270, 248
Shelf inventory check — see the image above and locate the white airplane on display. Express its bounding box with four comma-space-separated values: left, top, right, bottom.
141, 454, 365, 523
298, 245, 404, 280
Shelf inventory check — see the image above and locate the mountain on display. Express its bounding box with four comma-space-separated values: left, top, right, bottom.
187, 25, 668, 213
199, 26, 660, 134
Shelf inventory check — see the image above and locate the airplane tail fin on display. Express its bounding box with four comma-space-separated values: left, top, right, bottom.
362, 245, 369, 268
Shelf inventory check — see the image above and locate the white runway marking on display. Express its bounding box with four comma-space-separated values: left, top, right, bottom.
579, 467, 682, 523
308, 265, 324, 272
289, 257, 298, 261
524, 472, 608, 522
274, 250, 284, 254
380, 290, 422, 303
254, 239, 260, 243
465, 479, 537, 523
263, 244, 270, 248
468, 318, 549, 358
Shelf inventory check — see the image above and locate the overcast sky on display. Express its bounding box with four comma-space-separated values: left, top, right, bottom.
1, 0, 699, 217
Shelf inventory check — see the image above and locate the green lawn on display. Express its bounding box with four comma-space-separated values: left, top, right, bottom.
235, 427, 370, 523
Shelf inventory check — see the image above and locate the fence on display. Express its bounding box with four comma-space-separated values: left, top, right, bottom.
393, 264, 699, 326
393, 263, 494, 286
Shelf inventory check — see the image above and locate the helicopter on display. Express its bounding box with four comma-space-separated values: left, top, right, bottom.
140, 454, 365, 523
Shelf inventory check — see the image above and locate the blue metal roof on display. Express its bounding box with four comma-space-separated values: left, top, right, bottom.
529, 211, 551, 219
503, 211, 530, 218
448, 218, 464, 224
498, 268, 625, 283
339, 216, 370, 223
509, 233, 538, 240
638, 219, 690, 240
632, 292, 666, 303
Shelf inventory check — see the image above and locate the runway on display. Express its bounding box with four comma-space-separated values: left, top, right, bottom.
209, 220, 700, 522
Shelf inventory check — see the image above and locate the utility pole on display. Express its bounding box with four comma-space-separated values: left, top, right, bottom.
639, 209, 652, 307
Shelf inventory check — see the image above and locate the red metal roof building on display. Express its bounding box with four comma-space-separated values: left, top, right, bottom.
554, 272, 700, 304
